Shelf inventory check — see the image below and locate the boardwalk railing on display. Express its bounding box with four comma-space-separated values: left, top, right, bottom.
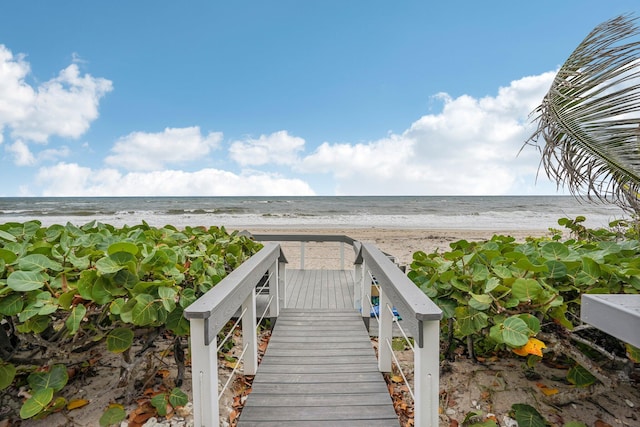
355, 242, 443, 427
185, 234, 442, 427
184, 242, 286, 427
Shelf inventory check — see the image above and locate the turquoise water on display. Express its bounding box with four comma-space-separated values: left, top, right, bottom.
0, 196, 627, 230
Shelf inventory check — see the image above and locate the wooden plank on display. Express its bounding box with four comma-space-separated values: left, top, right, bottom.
243, 392, 392, 407
240, 405, 398, 421
238, 305, 399, 426
238, 420, 397, 427
256, 364, 379, 374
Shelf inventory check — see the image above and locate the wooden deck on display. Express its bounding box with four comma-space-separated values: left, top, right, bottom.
237, 269, 399, 426
285, 269, 355, 309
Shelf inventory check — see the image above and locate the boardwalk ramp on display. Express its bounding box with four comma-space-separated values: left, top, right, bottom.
237, 308, 399, 427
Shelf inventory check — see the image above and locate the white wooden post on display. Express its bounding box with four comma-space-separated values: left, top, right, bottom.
360, 263, 372, 328
378, 285, 393, 372
415, 320, 440, 427
268, 261, 279, 319
189, 319, 219, 427
354, 262, 363, 311
340, 242, 345, 269
242, 289, 258, 375
300, 242, 305, 269
278, 258, 287, 310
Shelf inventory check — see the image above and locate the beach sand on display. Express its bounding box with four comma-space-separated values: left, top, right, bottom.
241, 226, 546, 269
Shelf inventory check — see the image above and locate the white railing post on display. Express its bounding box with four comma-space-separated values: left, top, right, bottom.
241, 287, 258, 376
268, 261, 279, 319
189, 319, 219, 427
278, 258, 287, 310
378, 285, 393, 372
360, 263, 372, 329
300, 242, 305, 269
340, 242, 345, 269
354, 262, 363, 311
415, 319, 440, 427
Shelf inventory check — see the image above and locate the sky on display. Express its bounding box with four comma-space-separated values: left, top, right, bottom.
0, 1, 638, 197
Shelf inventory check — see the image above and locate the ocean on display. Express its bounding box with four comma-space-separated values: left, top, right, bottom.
0, 196, 629, 231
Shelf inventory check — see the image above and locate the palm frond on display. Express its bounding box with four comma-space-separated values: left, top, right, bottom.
526, 14, 640, 212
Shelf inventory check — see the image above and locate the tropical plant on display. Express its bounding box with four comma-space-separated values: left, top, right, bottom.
526, 14, 640, 213
0, 220, 262, 420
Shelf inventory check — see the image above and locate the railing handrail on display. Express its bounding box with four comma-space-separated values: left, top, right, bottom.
251, 233, 356, 245
358, 242, 442, 323
184, 241, 283, 344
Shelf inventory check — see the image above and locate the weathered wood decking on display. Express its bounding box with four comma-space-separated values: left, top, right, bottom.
238, 269, 399, 426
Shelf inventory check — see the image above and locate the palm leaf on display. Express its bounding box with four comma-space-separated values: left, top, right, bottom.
526, 14, 640, 212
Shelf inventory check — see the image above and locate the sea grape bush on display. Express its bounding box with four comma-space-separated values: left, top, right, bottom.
408, 217, 640, 369
0, 220, 262, 420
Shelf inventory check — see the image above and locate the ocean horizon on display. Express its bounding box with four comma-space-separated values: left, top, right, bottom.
0, 195, 629, 232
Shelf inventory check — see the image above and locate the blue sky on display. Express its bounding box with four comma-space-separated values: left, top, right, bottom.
0, 1, 638, 196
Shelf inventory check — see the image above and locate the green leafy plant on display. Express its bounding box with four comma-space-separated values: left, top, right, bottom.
409, 217, 640, 400
0, 220, 262, 420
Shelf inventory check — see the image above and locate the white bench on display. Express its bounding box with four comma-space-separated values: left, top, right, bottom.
581, 294, 640, 348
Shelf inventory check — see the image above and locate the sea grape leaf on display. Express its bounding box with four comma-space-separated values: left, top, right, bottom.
107, 242, 139, 256
99, 406, 126, 427
518, 313, 540, 334
158, 286, 177, 312
24, 315, 50, 334
512, 278, 542, 302
0, 293, 24, 316
544, 260, 567, 279
510, 403, 547, 427
576, 257, 600, 285
131, 294, 157, 326
20, 387, 54, 419
91, 277, 114, 305
168, 387, 188, 407
492, 265, 513, 279
95, 255, 126, 275
567, 364, 597, 387
28, 364, 68, 392
0, 229, 17, 242
484, 277, 501, 293
65, 304, 86, 335
455, 306, 488, 336
0, 363, 16, 390
151, 393, 169, 416
515, 258, 548, 273
7, 270, 48, 292
106, 327, 134, 353
540, 242, 570, 260
0, 248, 18, 264
500, 317, 530, 347
166, 307, 190, 336
18, 254, 63, 272
469, 293, 492, 311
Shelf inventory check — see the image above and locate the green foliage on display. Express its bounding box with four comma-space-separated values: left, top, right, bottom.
150, 387, 189, 416
510, 404, 547, 427
0, 220, 262, 420
409, 217, 640, 386
99, 406, 127, 426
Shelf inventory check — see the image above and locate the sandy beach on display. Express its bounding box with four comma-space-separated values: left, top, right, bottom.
241, 227, 547, 269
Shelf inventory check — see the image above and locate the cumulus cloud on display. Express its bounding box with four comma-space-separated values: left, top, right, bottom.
300, 71, 557, 195
105, 127, 223, 171
0, 45, 112, 144
229, 130, 305, 166
35, 162, 315, 196
6, 140, 36, 166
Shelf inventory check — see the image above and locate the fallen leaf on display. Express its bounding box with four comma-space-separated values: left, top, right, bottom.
513, 337, 546, 357
390, 375, 403, 383
594, 421, 613, 427
67, 398, 90, 410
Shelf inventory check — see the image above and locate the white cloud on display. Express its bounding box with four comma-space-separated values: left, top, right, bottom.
35, 162, 315, 196
229, 130, 305, 166
6, 140, 36, 166
0, 44, 112, 167
105, 127, 222, 171
299, 71, 558, 195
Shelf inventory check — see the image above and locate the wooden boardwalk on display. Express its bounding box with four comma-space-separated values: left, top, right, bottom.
237, 270, 399, 426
